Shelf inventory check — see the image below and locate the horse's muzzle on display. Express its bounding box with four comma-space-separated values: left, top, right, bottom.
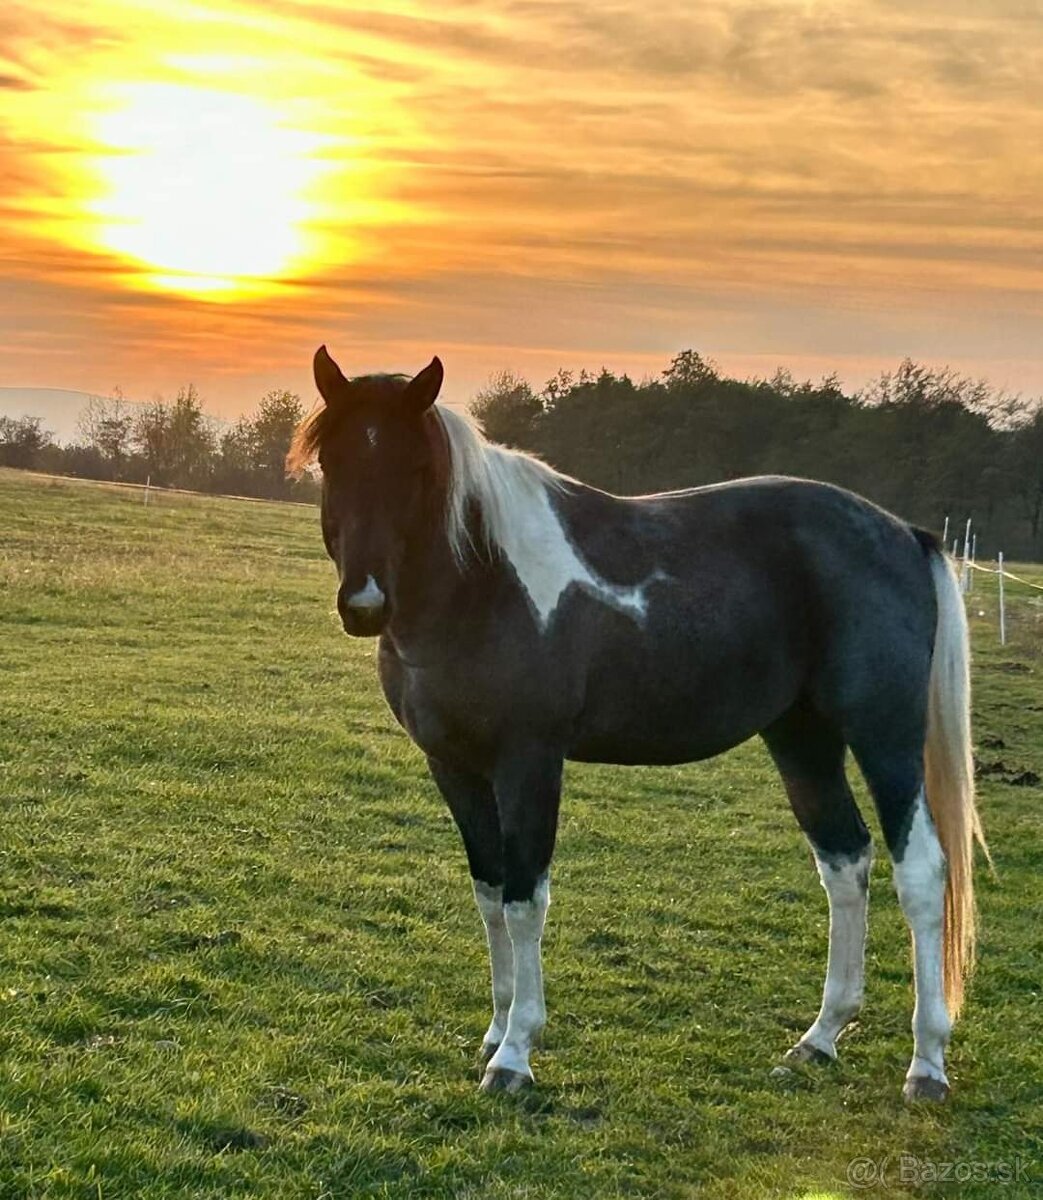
338, 576, 388, 638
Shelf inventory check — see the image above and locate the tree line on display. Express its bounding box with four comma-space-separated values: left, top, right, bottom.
2, 354, 1041, 558
0, 387, 318, 502
471, 353, 1043, 561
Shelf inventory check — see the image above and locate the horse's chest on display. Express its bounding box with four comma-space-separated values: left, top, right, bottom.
378, 651, 503, 767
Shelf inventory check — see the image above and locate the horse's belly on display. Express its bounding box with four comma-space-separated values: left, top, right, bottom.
567, 704, 758, 765
566, 647, 800, 766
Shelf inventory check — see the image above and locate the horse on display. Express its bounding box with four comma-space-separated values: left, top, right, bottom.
287, 346, 988, 1102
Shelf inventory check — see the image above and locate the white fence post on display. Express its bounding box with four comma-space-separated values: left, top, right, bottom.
942, 515, 949, 547
998, 552, 1006, 646
961, 518, 972, 593
144, 474, 151, 507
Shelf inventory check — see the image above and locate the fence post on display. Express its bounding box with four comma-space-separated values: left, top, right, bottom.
961, 519, 972, 593
144, 474, 151, 507
998, 551, 1006, 646
942, 515, 949, 547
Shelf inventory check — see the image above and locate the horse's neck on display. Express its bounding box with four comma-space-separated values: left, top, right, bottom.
384, 514, 475, 648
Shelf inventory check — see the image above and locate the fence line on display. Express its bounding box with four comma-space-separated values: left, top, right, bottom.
961, 556, 1043, 646
9, 467, 315, 509
964, 559, 1043, 592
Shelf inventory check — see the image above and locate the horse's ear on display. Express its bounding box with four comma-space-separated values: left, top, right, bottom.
403, 356, 443, 413
314, 345, 351, 406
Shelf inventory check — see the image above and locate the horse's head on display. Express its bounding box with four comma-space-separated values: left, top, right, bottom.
288, 345, 449, 637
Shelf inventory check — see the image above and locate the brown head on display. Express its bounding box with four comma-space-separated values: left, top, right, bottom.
287, 345, 449, 637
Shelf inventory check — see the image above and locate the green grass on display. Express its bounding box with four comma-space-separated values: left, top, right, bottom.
0, 468, 1040, 1199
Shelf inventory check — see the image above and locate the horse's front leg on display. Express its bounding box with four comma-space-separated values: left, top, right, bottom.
426, 758, 510, 1063
480, 749, 562, 1094
473, 879, 514, 1062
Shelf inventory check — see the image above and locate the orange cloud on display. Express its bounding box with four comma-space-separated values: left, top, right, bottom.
0, 0, 1040, 420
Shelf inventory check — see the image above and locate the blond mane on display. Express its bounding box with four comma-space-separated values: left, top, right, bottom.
435, 406, 570, 565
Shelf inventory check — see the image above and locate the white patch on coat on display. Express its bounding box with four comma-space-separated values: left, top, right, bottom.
366, 426, 378, 449
797, 844, 871, 1058
436, 405, 650, 628
473, 880, 514, 1049
485, 876, 550, 1080
346, 575, 384, 610
496, 482, 648, 627
893, 790, 951, 1084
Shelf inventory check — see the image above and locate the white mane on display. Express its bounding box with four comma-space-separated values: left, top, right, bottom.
435, 405, 569, 566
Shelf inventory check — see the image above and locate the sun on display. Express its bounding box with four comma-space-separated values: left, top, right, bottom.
85, 84, 326, 300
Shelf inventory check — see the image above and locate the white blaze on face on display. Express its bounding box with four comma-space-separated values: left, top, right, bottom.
366, 426, 378, 449
499, 486, 648, 629
346, 575, 384, 611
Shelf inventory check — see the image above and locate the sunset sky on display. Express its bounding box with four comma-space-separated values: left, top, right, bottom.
2, 0, 1041, 422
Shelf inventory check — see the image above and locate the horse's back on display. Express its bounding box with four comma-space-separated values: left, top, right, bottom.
558, 475, 936, 764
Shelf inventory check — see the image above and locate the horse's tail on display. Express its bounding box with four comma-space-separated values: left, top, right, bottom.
922, 543, 989, 1018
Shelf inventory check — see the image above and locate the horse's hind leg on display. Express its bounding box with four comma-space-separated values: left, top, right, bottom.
853, 748, 951, 1102
763, 707, 872, 1063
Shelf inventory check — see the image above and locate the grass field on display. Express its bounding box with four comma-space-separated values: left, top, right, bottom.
1, 467, 1041, 1199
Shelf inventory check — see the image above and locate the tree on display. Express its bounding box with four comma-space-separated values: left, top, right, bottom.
168, 385, 216, 488
132, 398, 173, 483
250, 390, 304, 496
131, 385, 215, 488
541, 369, 576, 407
215, 417, 255, 496
469, 371, 543, 447
211, 391, 305, 498
0, 415, 52, 469
1009, 406, 1043, 547
860, 359, 990, 413
77, 390, 134, 478
663, 349, 718, 390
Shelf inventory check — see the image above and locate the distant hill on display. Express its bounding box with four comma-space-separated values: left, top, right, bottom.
0, 388, 115, 445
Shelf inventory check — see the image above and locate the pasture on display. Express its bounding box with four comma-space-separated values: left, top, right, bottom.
0, 467, 1040, 1198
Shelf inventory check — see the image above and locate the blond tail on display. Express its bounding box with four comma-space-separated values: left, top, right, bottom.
923, 549, 990, 1018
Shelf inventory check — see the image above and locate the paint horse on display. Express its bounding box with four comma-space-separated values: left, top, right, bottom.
288, 347, 988, 1102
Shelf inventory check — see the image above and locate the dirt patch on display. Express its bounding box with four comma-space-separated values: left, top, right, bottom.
1007, 770, 1041, 788
974, 759, 1040, 788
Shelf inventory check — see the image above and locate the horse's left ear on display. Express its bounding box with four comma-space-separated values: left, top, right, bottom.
403, 356, 444, 413
314, 345, 351, 406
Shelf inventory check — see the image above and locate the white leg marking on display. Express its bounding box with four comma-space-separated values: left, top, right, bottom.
486, 876, 549, 1081
473, 880, 514, 1050
798, 845, 871, 1058
893, 791, 951, 1085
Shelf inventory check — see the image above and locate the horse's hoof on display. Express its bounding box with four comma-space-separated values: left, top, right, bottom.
903, 1075, 950, 1103
479, 1066, 533, 1095
477, 1041, 500, 1069
785, 1042, 834, 1066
